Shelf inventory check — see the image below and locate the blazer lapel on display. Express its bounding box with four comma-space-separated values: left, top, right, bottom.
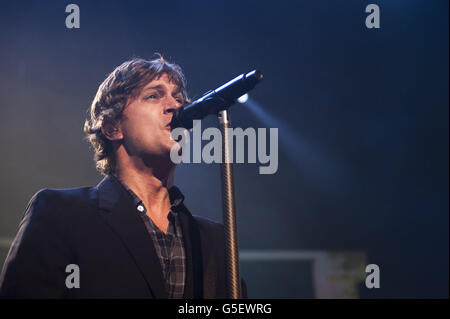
96, 176, 168, 299
178, 205, 204, 299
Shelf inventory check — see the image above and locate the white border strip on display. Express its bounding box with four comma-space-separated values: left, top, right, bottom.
0, 238, 318, 262
240, 250, 321, 261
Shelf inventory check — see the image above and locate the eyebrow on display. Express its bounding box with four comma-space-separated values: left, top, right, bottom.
141, 85, 182, 96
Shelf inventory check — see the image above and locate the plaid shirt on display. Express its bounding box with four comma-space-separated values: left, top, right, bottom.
114, 177, 186, 299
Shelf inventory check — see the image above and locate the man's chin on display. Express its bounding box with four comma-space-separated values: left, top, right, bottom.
142, 149, 177, 168
164, 140, 181, 159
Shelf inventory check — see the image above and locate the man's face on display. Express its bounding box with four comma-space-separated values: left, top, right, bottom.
118, 73, 184, 162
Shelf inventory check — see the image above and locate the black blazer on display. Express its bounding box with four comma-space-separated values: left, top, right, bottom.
0, 176, 240, 298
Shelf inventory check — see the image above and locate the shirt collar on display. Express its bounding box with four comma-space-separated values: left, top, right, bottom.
110, 175, 185, 214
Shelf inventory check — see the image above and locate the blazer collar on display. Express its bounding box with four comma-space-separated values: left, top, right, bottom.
95, 175, 203, 299
96, 175, 168, 298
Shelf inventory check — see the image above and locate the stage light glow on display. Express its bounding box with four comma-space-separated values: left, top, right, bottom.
245, 98, 353, 194
237, 93, 248, 104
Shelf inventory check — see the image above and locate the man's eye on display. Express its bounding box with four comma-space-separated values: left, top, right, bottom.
175, 96, 184, 104
145, 94, 158, 100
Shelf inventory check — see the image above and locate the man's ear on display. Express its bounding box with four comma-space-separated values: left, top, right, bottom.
101, 122, 123, 141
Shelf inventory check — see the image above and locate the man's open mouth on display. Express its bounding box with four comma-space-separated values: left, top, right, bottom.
166, 124, 183, 142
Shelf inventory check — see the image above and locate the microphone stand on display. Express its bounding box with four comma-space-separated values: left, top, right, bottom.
173, 70, 262, 298
218, 109, 241, 299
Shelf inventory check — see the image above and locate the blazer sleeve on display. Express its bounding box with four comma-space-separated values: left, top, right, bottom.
0, 189, 72, 298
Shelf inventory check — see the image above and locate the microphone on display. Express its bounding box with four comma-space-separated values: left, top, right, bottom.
170, 70, 263, 129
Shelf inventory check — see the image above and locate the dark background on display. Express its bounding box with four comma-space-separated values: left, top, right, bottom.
0, 0, 448, 298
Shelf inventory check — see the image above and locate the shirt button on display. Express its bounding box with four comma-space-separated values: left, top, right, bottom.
137, 205, 145, 213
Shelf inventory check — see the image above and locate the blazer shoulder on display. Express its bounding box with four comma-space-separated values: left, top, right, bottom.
192, 215, 223, 229
0, 187, 95, 298
23, 186, 97, 221
30, 187, 97, 208
33, 185, 96, 203
191, 215, 225, 241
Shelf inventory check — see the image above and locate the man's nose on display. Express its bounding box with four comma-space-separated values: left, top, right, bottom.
164, 96, 183, 114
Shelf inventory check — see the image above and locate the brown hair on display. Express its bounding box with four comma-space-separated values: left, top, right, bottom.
83, 55, 188, 176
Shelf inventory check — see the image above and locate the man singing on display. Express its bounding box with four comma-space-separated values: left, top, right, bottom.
0, 56, 245, 298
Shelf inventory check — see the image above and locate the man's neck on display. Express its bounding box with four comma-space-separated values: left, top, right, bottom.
115, 159, 176, 222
